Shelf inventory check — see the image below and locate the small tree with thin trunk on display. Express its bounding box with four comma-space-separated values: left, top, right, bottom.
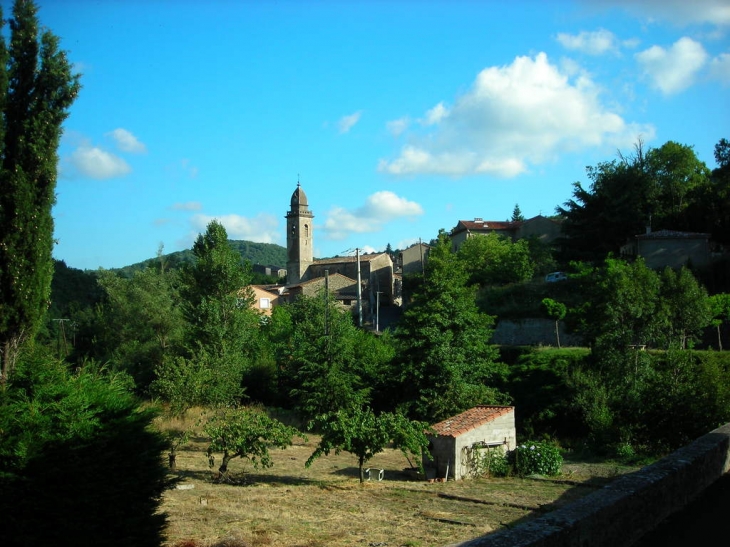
306, 407, 430, 483
204, 407, 302, 483
709, 293, 730, 351
542, 298, 567, 348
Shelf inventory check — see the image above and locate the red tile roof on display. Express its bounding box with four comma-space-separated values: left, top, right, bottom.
430, 406, 514, 437
453, 220, 518, 233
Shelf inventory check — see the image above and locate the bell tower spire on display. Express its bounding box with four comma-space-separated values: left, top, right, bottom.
286, 179, 314, 285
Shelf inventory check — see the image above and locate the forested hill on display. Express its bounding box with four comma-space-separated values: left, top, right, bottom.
116, 240, 287, 277
49, 240, 287, 318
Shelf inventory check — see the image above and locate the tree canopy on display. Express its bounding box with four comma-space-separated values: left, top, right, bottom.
0, 0, 80, 380
556, 140, 711, 262
394, 231, 509, 422
306, 406, 430, 482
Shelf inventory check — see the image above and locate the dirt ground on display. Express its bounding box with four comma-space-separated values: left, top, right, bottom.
160, 416, 639, 547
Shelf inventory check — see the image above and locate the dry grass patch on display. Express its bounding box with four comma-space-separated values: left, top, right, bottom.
158, 409, 638, 547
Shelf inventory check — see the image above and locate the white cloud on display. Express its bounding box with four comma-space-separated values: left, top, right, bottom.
67, 145, 131, 179
588, 0, 730, 27
635, 37, 708, 94
710, 52, 730, 85
423, 102, 449, 125
396, 237, 421, 250
171, 201, 203, 211
557, 29, 619, 55
107, 128, 147, 153
360, 245, 378, 254
190, 213, 280, 244
321, 191, 424, 240
379, 52, 653, 178
338, 111, 362, 134
386, 117, 410, 136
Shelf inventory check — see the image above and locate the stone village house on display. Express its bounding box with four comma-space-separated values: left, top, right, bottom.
425, 406, 516, 481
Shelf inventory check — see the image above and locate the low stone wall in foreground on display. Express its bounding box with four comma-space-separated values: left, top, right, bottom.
450, 423, 730, 547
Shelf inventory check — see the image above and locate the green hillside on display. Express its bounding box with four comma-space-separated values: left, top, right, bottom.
116, 240, 287, 277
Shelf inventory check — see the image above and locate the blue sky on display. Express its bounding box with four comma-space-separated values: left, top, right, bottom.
26, 0, 730, 269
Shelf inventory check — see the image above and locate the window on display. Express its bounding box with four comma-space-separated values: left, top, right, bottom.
260, 298, 270, 309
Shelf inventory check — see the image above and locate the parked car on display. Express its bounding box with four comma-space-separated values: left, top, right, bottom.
545, 271, 567, 283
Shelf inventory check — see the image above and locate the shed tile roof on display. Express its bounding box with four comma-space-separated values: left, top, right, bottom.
430, 406, 514, 438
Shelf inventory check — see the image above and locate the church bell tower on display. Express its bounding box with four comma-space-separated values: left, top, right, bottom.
286, 182, 314, 285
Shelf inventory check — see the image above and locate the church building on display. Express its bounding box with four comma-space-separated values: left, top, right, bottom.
283, 182, 396, 314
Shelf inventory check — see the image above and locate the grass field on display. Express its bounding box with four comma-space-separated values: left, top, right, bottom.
159, 411, 638, 547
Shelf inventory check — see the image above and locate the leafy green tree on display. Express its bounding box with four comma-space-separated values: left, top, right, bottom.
395, 232, 509, 422
583, 258, 665, 354
659, 267, 711, 349
95, 266, 184, 391
306, 406, 430, 483
153, 220, 261, 409
270, 292, 371, 419
0, 0, 80, 381
686, 138, 730, 247
541, 298, 567, 348
709, 293, 730, 350
457, 232, 535, 286
204, 406, 302, 481
645, 141, 711, 226
556, 141, 711, 262
151, 346, 244, 415
181, 220, 259, 355
0, 350, 172, 546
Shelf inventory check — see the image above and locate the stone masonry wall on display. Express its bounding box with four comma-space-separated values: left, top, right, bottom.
448, 422, 730, 547
492, 318, 583, 347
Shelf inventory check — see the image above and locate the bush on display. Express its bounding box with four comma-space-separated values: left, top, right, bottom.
0, 350, 173, 547
512, 441, 563, 476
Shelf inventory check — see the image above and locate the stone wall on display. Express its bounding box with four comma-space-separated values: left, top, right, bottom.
449, 423, 730, 547
491, 318, 583, 347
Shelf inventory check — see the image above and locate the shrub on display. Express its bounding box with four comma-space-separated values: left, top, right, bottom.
0, 351, 173, 547
512, 441, 563, 476
466, 446, 511, 478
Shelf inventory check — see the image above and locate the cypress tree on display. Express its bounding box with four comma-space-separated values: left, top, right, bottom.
0, 0, 80, 381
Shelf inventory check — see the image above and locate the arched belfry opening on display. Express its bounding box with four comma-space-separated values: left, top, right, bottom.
286, 181, 314, 285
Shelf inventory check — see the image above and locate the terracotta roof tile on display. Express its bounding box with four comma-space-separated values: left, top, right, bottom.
430, 406, 514, 438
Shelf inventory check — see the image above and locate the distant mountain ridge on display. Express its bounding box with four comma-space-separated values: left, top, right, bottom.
116, 240, 288, 277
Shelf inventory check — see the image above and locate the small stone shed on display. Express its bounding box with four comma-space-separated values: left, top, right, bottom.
425, 406, 516, 481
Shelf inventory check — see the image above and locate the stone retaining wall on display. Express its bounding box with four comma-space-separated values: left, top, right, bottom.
449, 423, 730, 547
491, 319, 583, 347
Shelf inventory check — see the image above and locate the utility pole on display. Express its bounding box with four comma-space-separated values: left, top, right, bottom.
324, 269, 330, 363
376, 291, 382, 332
356, 248, 363, 327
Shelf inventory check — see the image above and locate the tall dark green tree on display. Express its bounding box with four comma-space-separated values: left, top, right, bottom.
270, 292, 371, 419
511, 203, 525, 222
0, 0, 80, 381
557, 141, 710, 262
152, 220, 260, 411
394, 231, 509, 423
